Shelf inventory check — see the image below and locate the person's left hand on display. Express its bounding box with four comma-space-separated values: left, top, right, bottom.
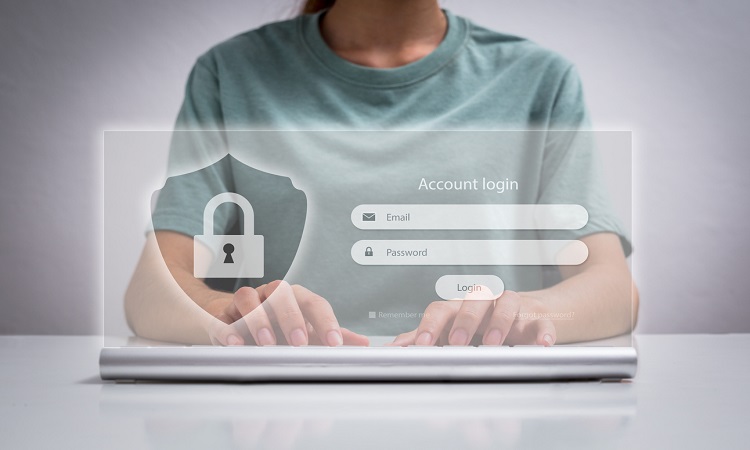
387, 291, 557, 347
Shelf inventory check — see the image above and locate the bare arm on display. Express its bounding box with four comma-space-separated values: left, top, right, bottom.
525, 232, 639, 343
124, 231, 231, 344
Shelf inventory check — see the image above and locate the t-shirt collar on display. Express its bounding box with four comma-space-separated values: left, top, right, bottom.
299, 8, 469, 88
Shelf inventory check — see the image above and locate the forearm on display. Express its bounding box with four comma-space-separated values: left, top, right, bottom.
161, 250, 234, 319
525, 263, 637, 344
124, 233, 230, 344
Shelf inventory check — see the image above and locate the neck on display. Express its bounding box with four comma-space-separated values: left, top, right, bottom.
320, 0, 447, 68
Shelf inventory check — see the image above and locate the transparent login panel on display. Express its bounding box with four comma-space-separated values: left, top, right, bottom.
102, 131, 633, 348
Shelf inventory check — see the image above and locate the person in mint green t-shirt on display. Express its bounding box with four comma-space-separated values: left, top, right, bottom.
125, 0, 638, 347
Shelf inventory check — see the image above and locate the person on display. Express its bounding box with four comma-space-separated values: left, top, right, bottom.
125, 0, 639, 347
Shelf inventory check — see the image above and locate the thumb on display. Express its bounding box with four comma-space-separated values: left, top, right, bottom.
341, 327, 369, 346
208, 320, 245, 346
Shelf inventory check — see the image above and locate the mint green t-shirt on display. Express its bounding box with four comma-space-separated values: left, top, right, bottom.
152, 10, 630, 334
172, 9, 587, 131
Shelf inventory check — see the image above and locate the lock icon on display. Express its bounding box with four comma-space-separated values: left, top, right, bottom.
193, 193, 264, 279
365, 247, 373, 257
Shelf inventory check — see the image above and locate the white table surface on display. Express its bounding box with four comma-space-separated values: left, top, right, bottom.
0, 335, 748, 449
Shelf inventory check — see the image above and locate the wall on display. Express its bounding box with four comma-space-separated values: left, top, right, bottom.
1, 0, 748, 334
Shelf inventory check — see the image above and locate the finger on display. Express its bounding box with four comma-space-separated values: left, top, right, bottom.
265, 281, 308, 346
233, 287, 261, 316
234, 286, 276, 346
216, 294, 251, 325
216, 307, 239, 325
483, 290, 522, 345
387, 329, 417, 347
292, 284, 343, 347
208, 319, 245, 346
299, 324, 369, 346
256, 280, 283, 302
534, 319, 557, 347
341, 328, 370, 346
448, 299, 494, 346
415, 302, 458, 346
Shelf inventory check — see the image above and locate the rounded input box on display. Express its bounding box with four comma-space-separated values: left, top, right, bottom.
351, 240, 588, 266
435, 275, 505, 301
352, 204, 588, 230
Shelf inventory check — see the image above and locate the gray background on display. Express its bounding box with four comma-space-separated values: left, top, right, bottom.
1, 0, 748, 335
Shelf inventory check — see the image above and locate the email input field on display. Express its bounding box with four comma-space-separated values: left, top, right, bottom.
352, 204, 588, 230
351, 240, 588, 266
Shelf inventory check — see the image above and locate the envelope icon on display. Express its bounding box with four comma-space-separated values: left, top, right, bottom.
362, 212, 376, 222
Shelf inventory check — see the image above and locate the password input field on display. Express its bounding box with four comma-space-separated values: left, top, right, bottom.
352, 204, 588, 230
352, 240, 588, 266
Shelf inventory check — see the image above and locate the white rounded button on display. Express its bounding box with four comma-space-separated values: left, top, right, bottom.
435, 275, 504, 301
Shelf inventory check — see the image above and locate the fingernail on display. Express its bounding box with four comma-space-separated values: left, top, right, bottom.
415, 332, 432, 346
227, 335, 242, 346
257, 328, 275, 346
327, 330, 343, 347
450, 329, 469, 346
290, 328, 307, 346
543, 334, 554, 346
484, 329, 502, 345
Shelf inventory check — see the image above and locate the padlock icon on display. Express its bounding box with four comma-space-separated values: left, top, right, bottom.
365, 247, 373, 257
193, 192, 264, 279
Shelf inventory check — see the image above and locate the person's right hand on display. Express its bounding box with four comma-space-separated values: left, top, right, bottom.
208, 280, 369, 347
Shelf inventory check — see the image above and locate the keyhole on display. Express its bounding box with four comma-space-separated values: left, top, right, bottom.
223, 243, 235, 264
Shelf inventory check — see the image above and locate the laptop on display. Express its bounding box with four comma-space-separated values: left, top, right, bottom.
100, 130, 636, 382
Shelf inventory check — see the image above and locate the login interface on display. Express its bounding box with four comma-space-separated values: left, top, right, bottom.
103, 130, 633, 345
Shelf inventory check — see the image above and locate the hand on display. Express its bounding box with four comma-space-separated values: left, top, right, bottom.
208, 280, 370, 347
388, 291, 557, 347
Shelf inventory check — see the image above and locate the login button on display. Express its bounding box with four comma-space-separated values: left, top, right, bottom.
435, 275, 505, 301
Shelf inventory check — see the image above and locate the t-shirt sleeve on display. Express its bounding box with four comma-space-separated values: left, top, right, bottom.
537, 65, 632, 256
150, 54, 238, 239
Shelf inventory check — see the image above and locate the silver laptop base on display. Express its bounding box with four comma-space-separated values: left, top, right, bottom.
100, 346, 637, 382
